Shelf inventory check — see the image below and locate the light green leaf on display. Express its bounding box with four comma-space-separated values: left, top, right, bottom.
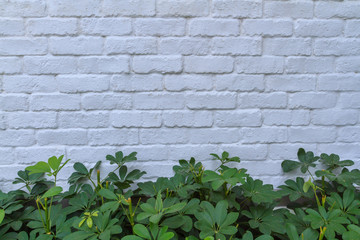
42, 186, 63, 199
48, 156, 62, 171
0, 209, 4, 224
133, 224, 151, 239
99, 189, 118, 200
25, 161, 51, 174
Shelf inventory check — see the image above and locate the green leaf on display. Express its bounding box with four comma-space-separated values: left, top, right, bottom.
64, 231, 95, 240
99, 189, 118, 200
42, 186, 63, 199
17, 232, 29, 240
48, 156, 62, 171
74, 162, 88, 175
119, 166, 127, 180
164, 202, 186, 214
86, 217, 93, 228
25, 161, 51, 175
285, 223, 299, 240
281, 160, 301, 172
303, 178, 312, 193
149, 213, 163, 224
122, 236, 143, 240
215, 200, 227, 225
0, 209, 4, 224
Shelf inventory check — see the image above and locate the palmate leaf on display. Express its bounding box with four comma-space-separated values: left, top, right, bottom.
320, 153, 354, 170
241, 178, 282, 203
25, 161, 51, 175
279, 177, 313, 201
327, 189, 360, 224
281, 148, 319, 173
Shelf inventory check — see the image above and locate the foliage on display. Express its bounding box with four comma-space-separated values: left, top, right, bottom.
0, 148, 358, 240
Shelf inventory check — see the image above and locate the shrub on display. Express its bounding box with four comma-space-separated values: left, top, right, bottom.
0, 148, 359, 240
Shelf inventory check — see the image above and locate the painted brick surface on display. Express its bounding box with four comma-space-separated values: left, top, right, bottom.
0, 0, 359, 190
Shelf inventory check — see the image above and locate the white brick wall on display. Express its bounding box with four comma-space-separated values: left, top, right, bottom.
0, 0, 360, 189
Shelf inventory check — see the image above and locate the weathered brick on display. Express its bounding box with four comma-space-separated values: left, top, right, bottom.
102, 0, 155, 17
7, 112, 57, 129
212, 0, 262, 18
0, 95, 29, 111
215, 75, 264, 92
189, 19, 239, 36
134, 93, 185, 110
238, 93, 287, 109
28, 18, 78, 35
264, 1, 313, 18
186, 93, 236, 110
59, 112, 109, 128
157, 0, 209, 17
336, 57, 360, 73
81, 18, 131, 36
289, 93, 337, 109
49, 37, 103, 55
164, 74, 213, 91
263, 38, 312, 56
215, 110, 262, 127
263, 110, 310, 126
212, 37, 261, 55
57, 75, 110, 93
159, 38, 210, 55
48, 0, 100, 17
0, 38, 47, 56
82, 94, 132, 110
0, 130, 35, 147
312, 109, 358, 126
220, 144, 267, 161
237, 57, 284, 74
37, 130, 88, 145
295, 20, 343, 37
3, 75, 56, 93
163, 111, 213, 127
24, 56, 77, 74
339, 93, 360, 108
315, 2, 360, 19
184, 56, 233, 73
0, 0, 46, 17
105, 37, 157, 55
314, 39, 360, 56
134, 18, 185, 36
15, 147, 65, 164
140, 129, 187, 144
111, 111, 161, 127
265, 75, 316, 92
31, 94, 80, 111
242, 19, 292, 36
318, 74, 360, 91
286, 57, 334, 74
112, 74, 163, 92
133, 56, 182, 73
0, 57, 22, 74
345, 20, 360, 37
241, 127, 287, 143
0, 19, 24, 36
289, 127, 336, 143
189, 129, 240, 144
78, 56, 130, 74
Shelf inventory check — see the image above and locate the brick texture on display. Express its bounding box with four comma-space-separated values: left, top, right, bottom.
0, 0, 359, 189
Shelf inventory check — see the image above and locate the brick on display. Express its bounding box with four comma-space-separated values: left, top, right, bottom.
286, 57, 334, 74
50, 37, 103, 55
15, 147, 65, 164
314, 39, 360, 56
215, 75, 264, 92
184, 56, 233, 73
289, 127, 337, 143
264, 1, 313, 18
134, 93, 184, 110
312, 110, 358, 126
122, 145, 169, 161
315, 2, 360, 19
212, 37, 261, 55
338, 127, 360, 142
339, 93, 360, 108
220, 144, 267, 161
59, 112, 109, 128
157, 0, 209, 17
78, 57, 130, 74
0, 149, 15, 164
263, 38, 312, 56
67, 147, 117, 162
48, 0, 100, 17
0, 0, 46, 17
3, 75, 56, 93
336, 57, 360, 73
289, 93, 337, 109
0, 19, 24, 36
295, 20, 343, 37
134, 18, 185, 36
159, 38, 210, 55
24, 56, 77, 74
263, 110, 310, 126
0, 114, 5, 129
167, 145, 217, 161
345, 20, 360, 37
164, 74, 213, 91
189, 19, 239, 36
269, 144, 316, 160
89, 129, 138, 145
105, 37, 157, 55
237, 57, 284, 74
0, 38, 47, 56
111, 111, 161, 127
317, 144, 360, 159
163, 111, 212, 127
186, 93, 236, 110
212, 0, 262, 18
57, 75, 109, 93
81, 18, 131, 36
242, 19, 292, 37
238, 93, 287, 109
0, 95, 28, 111
37, 130, 88, 145
102, 0, 155, 17
189, 129, 240, 144
133, 56, 182, 73
31, 94, 80, 111
0, 130, 35, 146
7, 112, 57, 129
215, 110, 261, 127
318, 74, 360, 91
241, 127, 287, 143
82, 94, 132, 110
28, 18, 77, 35
0, 57, 22, 74
265, 75, 316, 92
112, 74, 162, 92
